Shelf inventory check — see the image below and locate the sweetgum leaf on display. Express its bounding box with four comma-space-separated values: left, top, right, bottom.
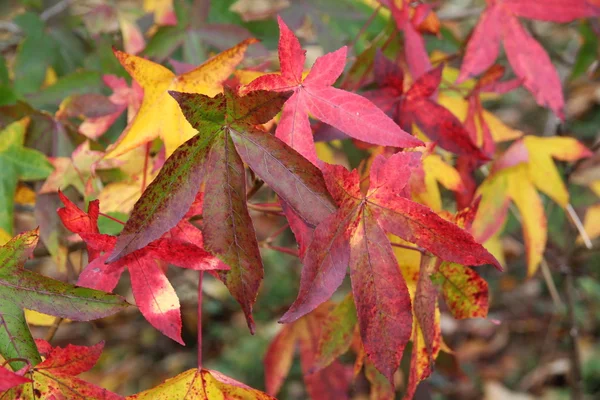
111, 87, 335, 330
0, 229, 128, 370
281, 152, 500, 382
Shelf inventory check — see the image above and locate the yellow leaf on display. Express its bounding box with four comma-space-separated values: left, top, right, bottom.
105, 39, 256, 158
25, 309, 70, 326
42, 66, 57, 87
507, 165, 547, 276
438, 94, 523, 143
414, 153, 464, 211
126, 368, 273, 399
234, 69, 266, 85
523, 136, 592, 207
582, 204, 600, 241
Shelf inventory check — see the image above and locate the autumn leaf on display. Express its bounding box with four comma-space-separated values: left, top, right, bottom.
457, 0, 598, 118
78, 75, 143, 140
241, 16, 422, 164
107, 88, 336, 332
280, 152, 500, 382
105, 39, 256, 158
57, 192, 226, 344
0, 366, 31, 391
126, 368, 273, 399
0, 118, 53, 237
1, 340, 122, 399
364, 52, 488, 160
472, 136, 592, 275
0, 229, 128, 371
264, 304, 352, 399
385, 0, 432, 79
39, 141, 121, 196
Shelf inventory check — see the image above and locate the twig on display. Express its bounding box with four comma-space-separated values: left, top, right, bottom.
246, 179, 264, 199
390, 242, 427, 254
540, 258, 564, 309
197, 271, 203, 369
561, 263, 584, 400
262, 244, 299, 257
141, 143, 151, 194
98, 212, 126, 225
44, 317, 64, 342
566, 204, 592, 250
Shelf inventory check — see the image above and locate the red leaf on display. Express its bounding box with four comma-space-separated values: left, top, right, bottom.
457, 5, 503, 83
349, 208, 412, 383
35, 340, 104, 376
242, 16, 422, 163
0, 366, 31, 391
58, 194, 226, 344
502, 14, 564, 119
282, 153, 499, 381
504, 0, 599, 22
368, 55, 487, 160
458, 2, 566, 117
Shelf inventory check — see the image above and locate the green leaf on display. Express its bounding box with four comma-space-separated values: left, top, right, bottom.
0, 229, 129, 370
0, 119, 53, 235
572, 21, 599, 80
26, 71, 103, 110
313, 294, 357, 371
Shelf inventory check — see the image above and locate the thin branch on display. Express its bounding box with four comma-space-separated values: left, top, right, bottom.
390, 242, 427, 254
141, 143, 151, 194
540, 258, 564, 309
98, 212, 126, 225
262, 244, 299, 257
44, 317, 64, 342
197, 271, 203, 369
566, 204, 592, 250
561, 263, 584, 400
246, 179, 264, 199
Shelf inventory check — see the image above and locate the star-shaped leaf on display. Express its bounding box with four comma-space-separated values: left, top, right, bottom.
280, 152, 500, 382
241, 16, 422, 164
0, 229, 128, 371
57, 192, 226, 344
106, 88, 336, 332
473, 136, 592, 275
105, 39, 256, 158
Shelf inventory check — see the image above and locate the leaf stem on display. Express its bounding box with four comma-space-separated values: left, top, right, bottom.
44, 317, 64, 342
246, 179, 264, 199
197, 271, 203, 369
98, 212, 126, 225
262, 244, 299, 257
141, 142, 151, 193
390, 242, 426, 254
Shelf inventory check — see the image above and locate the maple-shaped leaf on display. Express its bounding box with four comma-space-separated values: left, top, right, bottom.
78, 75, 143, 139
365, 53, 488, 160
106, 88, 337, 332
240, 16, 422, 164
57, 192, 226, 344
264, 303, 352, 399
473, 136, 592, 275
39, 141, 121, 196
125, 368, 272, 399
0, 118, 53, 237
457, 0, 598, 118
280, 152, 500, 382
0, 229, 128, 371
2, 340, 122, 399
105, 39, 256, 158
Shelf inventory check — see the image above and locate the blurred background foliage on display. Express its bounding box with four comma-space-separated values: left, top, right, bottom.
0, 0, 599, 399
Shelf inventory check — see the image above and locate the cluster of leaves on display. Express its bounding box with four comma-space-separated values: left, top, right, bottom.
0, 0, 598, 398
